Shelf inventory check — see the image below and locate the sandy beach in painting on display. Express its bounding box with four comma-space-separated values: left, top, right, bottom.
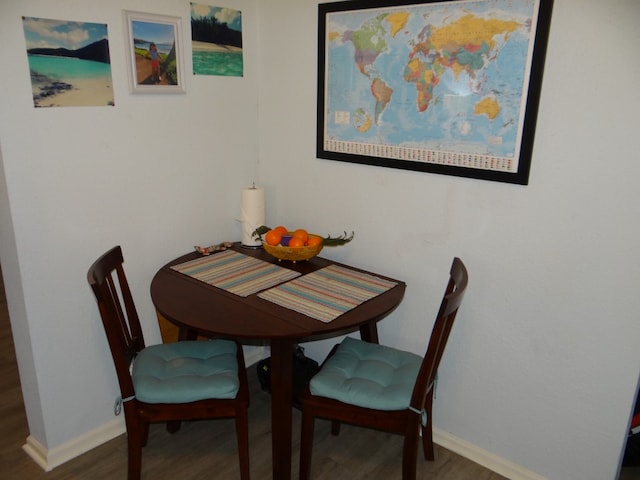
32, 76, 114, 108
192, 40, 242, 53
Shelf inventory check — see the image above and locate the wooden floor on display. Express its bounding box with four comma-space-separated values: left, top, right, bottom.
0, 268, 635, 480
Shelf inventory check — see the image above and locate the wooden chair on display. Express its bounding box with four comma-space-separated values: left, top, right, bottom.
299, 257, 468, 480
87, 246, 250, 480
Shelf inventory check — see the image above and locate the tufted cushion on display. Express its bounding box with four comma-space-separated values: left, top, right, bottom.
132, 339, 240, 404
309, 336, 422, 410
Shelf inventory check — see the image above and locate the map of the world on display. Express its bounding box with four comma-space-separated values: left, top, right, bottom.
321, 0, 541, 173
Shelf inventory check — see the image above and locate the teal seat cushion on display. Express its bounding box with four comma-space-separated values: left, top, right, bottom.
132, 339, 240, 404
310, 336, 422, 411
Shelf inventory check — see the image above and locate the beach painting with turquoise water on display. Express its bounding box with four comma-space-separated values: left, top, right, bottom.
22, 17, 114, 108
191, 4, 243, 77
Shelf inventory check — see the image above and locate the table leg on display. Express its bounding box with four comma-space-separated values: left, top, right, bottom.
269, 338, 295, 480
177, 326, 198, 341
359, 322, 379, 344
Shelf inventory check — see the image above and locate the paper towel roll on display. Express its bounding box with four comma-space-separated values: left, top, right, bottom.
240, 186, 265, 247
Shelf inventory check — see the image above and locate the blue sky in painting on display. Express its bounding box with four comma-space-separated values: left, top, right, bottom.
22, 17, 107, 50
131, 21, 175, 44
191, 3, 242, 32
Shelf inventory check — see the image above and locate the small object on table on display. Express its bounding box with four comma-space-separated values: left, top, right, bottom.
195, 242, 234, 256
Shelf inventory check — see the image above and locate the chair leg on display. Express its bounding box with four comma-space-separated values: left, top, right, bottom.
331, 420, 341, 436
235, 408, 251, 480
422, 391, 435, 461
141, 421, 150, 447
402, 424, 420, 480
421, 422, 434, 461
299, 405, 316, 480
126, 421, 144, 480
166, 420, 181, 434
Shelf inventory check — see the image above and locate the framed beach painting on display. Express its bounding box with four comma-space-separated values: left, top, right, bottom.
22, 17, 114, 108
190, 3, 243, 77
123, 11, 186, 93
317, 0, 554, 185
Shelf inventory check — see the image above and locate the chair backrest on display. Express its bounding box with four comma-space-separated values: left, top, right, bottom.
411, 257, 468, 410
87, 246, 145, 399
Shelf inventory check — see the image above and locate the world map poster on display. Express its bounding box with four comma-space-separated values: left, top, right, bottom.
317, 0, 553, 184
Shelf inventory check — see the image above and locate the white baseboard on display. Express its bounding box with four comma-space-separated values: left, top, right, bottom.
22, 435, 48, 471
23, 416, 125, 472
433, 427, 547, 480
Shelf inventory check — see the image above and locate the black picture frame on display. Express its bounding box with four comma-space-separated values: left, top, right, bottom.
317, 0, 554, 185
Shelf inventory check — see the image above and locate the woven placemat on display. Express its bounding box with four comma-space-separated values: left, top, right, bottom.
171, 249, 301, 297
258, 264, 397, 322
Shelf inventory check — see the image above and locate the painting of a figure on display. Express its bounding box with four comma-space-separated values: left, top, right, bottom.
131, 21, 178, 86
22, 17, 114, 108
191, 3, 243, 77
123, 11, 185, 94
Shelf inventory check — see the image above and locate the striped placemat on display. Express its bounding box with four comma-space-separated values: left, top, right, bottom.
257, 264, 397, 323
171, 250, 301, 297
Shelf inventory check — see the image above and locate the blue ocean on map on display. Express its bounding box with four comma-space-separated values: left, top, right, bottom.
324, 0, 535, 160
366, 35, 529, 157
28, 54, 112, 81
193, 51, 243, 77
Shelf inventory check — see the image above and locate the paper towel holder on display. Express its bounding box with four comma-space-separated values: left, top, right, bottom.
240, 183, 265, 249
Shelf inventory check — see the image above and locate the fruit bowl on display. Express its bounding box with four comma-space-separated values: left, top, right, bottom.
262, 234, 324, 262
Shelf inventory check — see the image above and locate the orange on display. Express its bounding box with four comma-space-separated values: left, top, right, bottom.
306, 236, 322, 247
273, 225, 288, 235
264, 229, 283, 246
288, 237, 305, 248
292, 228, 308, 243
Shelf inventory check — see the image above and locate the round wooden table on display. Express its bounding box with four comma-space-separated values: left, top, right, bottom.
150, 244, 406, 480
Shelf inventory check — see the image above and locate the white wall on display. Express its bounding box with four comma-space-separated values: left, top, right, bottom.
0, 0, 260, 465
1, 0, 639, 479
257, 1, 640, 479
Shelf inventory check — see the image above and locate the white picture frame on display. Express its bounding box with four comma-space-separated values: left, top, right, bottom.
123, 10, 186, 94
